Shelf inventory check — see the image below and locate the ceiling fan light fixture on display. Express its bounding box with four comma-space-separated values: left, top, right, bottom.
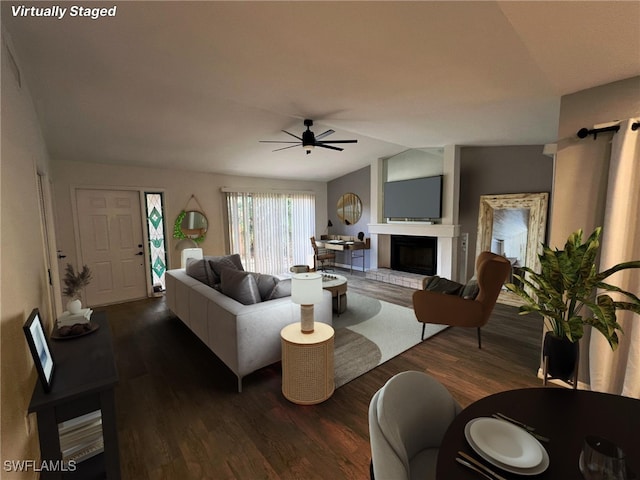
302, 129, 315, 153
260, 118, 357, 154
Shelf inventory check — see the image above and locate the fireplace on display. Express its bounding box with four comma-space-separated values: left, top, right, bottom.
390, 235, 437, 275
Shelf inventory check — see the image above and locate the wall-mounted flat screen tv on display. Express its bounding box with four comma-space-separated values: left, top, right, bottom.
383, 175, 443, 220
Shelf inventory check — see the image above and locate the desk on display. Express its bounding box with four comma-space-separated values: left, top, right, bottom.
28, 312, 120, 479
437, 388, 640, 479
315, 239, 370, 273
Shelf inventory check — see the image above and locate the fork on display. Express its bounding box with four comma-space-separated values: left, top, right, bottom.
458, 451, 508, 480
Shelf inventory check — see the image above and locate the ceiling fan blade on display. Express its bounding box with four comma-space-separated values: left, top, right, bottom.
316, 144, 344, 152
282, 130, 302, 141
315, 129, 335, 140
272, 144, 301, 152
317, 139, 358, 144
259, 140, 300, 144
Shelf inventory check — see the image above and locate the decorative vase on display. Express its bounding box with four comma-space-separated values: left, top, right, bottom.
543, 332, 579, 381
67, 298, 82, 314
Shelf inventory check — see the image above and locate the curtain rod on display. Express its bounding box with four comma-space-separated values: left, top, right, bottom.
577, 125, 620, 140
577, 120, 640, 139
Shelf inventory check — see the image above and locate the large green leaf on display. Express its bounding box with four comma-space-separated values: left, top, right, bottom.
510, 227, 639, 351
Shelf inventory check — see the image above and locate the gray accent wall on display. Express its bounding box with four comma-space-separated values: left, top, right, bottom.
459, 145, 554, 280
327, 165, 371, 269
329, 147, 553, 276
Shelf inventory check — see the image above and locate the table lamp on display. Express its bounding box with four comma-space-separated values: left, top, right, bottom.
181, 247, 203, 268
291, 273, 323, 333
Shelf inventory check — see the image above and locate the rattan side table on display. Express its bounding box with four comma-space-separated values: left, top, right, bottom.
280, 322, 335, 405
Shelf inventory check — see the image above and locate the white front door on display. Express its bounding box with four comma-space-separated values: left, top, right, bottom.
76, 189, 147, 306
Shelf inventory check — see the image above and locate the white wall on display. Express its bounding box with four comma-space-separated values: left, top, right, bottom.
1, 32, 53, 478
384, 147, 444, 182
550, 75, 640, 385
51, 160, 327, 285
550, 76, 640, 247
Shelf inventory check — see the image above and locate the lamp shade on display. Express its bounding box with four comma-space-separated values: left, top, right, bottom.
181, 247, 203, 268
291, 273, 323, 305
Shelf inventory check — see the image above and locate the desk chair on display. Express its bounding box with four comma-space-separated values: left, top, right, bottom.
368, 371, 461, 480
310, 236, 336, 271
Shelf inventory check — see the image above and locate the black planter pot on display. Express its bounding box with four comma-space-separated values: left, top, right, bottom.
543, 332, 580, 383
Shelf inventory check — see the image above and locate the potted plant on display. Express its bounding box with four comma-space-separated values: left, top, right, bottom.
62, 263, 92, 314
506, 227, 640, 381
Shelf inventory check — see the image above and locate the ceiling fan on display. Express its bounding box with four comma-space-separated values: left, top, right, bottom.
260, 119, 357, 154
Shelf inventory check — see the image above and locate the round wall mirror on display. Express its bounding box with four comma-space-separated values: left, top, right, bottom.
180, 211, 208, 239
337, 193, 362, 225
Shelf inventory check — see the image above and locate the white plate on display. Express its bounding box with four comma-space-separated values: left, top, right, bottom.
468, 417, 542, 468
465, 418, 550, 475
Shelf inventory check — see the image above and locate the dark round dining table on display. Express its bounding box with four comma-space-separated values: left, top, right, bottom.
437, 387, 640, 479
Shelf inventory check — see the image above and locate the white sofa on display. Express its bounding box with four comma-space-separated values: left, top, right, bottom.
165, 268, 333, 392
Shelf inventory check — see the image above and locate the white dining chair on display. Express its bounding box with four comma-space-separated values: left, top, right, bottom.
368, 371, 461, 480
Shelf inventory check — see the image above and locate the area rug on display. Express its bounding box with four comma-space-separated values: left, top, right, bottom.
333, 292, 447, 387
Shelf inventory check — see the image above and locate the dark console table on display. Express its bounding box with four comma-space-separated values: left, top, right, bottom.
28, 312, 120, 479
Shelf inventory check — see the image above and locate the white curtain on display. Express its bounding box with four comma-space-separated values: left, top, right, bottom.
226, 191, 316, 276
290, 193, 316, 266
226, 192, 254, 269
589, 118, 640, 397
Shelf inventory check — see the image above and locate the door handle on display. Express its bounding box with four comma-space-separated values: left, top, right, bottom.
136, 252, 144, 256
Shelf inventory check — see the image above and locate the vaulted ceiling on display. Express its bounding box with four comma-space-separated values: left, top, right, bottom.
3, 1, 639, 181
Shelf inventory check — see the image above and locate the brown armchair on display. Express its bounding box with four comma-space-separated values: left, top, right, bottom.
412, 251, 511, 348
310, 236, 336, 271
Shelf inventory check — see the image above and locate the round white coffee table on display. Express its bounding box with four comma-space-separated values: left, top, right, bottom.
321, 273, 348, 314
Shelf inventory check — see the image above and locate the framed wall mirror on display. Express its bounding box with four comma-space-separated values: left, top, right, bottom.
337, 193, 362, 225
179, 211, 208, 240
476, 192, 549, 306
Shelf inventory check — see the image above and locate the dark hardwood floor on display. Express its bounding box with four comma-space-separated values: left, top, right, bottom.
100, 269, 545, 479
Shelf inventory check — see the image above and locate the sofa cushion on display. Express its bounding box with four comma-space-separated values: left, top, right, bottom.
267, 278, 292, 300
208, 254, 244, 284
220, 268, 262, 305
250, 273, 281, 301
185, 258, 217, 287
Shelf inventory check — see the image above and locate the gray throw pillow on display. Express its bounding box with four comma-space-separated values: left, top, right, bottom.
425, 277, 463, 295
422, 275, 440, 290
208, 254, 245, 284
220, 268, 262, 305
267, 278, 292, 300
250, 273, 281, 301
459, 279, 480, 300
185, 258, 217, 287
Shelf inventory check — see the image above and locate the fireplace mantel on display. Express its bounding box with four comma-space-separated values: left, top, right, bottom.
367, 223, 460, 279
368, 223, 460, 238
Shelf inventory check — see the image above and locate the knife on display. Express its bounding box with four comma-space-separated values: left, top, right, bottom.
495, 412, 535, 431
458, 451, 508, 480
492, 413, 550, 443
456, 457, 495, 480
